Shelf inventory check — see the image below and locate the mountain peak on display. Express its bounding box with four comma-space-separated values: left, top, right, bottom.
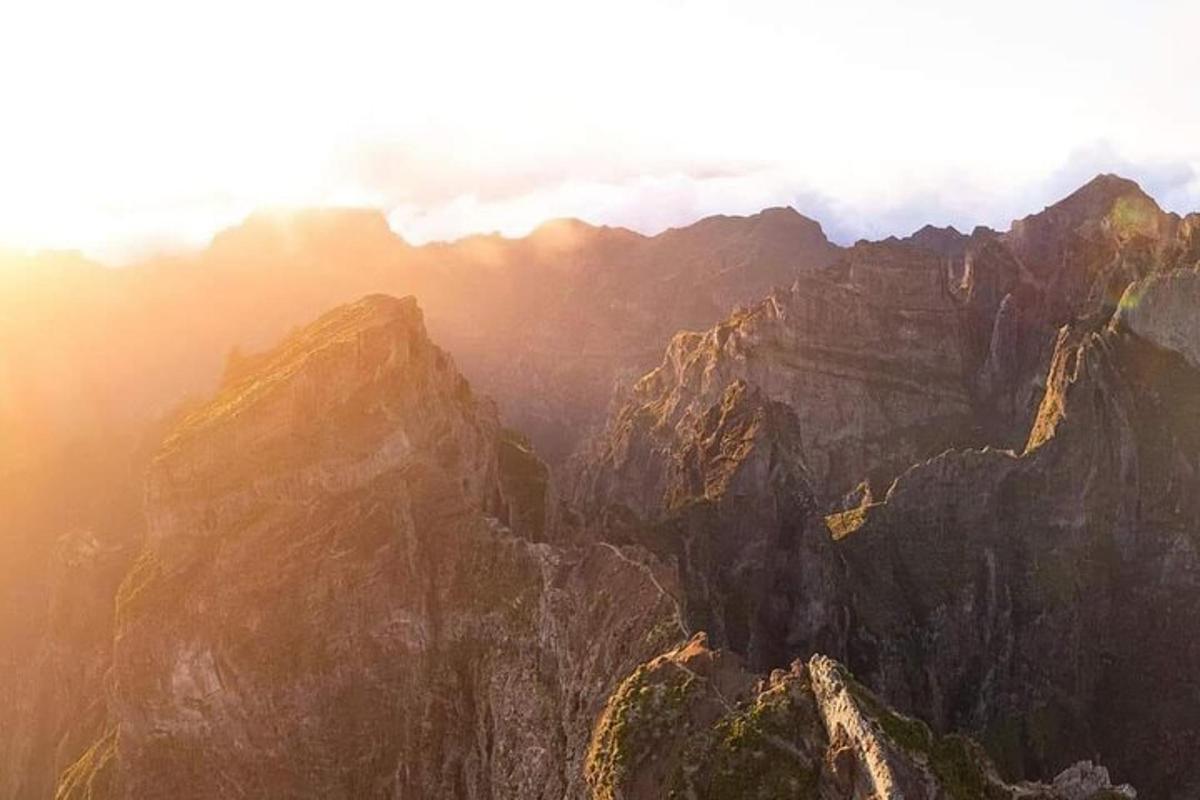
158, 293, 428, 464
903, 223, 968, 257
749, 205, 824, 230
1067, 171, 1152, 204
1003, 173, 1171, 287
1037, 173, 1159, 224
756, 204, 804, 219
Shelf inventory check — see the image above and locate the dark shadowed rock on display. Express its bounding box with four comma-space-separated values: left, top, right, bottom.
830, 276, 1200, 797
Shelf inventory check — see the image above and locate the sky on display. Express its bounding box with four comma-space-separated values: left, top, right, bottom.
2, 0, 1198, 261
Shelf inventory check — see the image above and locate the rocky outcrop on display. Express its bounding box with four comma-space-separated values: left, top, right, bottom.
585, 634, 1134, 800
572, 379, 842, 669
0, 436, 143, 800
56, 296, 683, 799
1111, 267, 1200, 370
1003, 175, 1198, 318
1, 528, 134, 800
422, 206, 841, 464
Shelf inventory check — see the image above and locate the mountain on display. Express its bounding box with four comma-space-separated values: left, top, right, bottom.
6, 175, 1200, 797
572, 179, 1200, 795
0, 204, 838, 472
54, 295, 679, 798
572, 236, 979, 512
46, 294, 1132, 800
0, 206, 837, 796
976, 174, 1200, 445
827, 268, 1200, 797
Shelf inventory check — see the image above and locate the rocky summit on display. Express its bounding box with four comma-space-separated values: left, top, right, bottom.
5, 175, 1200, 798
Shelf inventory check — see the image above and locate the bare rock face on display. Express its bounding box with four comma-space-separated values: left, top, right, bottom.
571, 182, 1200, 796
1003, 175, 1197, 318
830, 275, 1200, 797
568, 240, 981, 673
428, 206, 841, 464
574, 379, 842, 670
585, 634, 1134, 800
1111, 267, 1200, 370
0, 436, 143, 800
0, 528, 133, 800
57, 296, 683, 799
969, 174, 1200, 445
575, 239, 978, 509
9, 176, 1200, 799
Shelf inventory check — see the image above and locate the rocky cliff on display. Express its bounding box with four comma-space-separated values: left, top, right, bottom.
571, 182, 1200, 795
42, 293, 1138, 800
573, 237, 978, 512
828, 268, 1200, 798
8, 177, 1200, 798
566, 236, 986, 676
969, 174, 1200, 446
1, 207, 838, 797
54, 296, 682, 799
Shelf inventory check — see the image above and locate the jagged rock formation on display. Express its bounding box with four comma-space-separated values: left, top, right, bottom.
567, 237, 986, 671
0, 205, 838, 472
585, 634, 1133, 800
0, 436, 143, 800
429, 207, 841, 464
39, 291, 1140, 800
1, 208, 835, 797
571, 379, 843, 670
574, 238, 978, 509
573, 183, 1200, 795
55, 296, 682, 799
827, 268, 1200, 797
967, 174, 1200, 445
6, 177, 1200, 798
1112, 268, 1200, 369
0, 527, 134, 800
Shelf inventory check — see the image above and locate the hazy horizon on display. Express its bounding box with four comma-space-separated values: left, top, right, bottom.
0, 166, 1191, 270
4, 0, 1198, 261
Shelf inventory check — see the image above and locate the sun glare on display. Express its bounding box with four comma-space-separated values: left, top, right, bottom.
0, 0, 1196, 260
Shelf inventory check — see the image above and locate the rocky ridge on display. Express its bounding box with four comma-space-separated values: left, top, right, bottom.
586, 633, 1133, 800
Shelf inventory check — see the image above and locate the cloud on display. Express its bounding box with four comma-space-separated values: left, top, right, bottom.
384, 143, 1200, 250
